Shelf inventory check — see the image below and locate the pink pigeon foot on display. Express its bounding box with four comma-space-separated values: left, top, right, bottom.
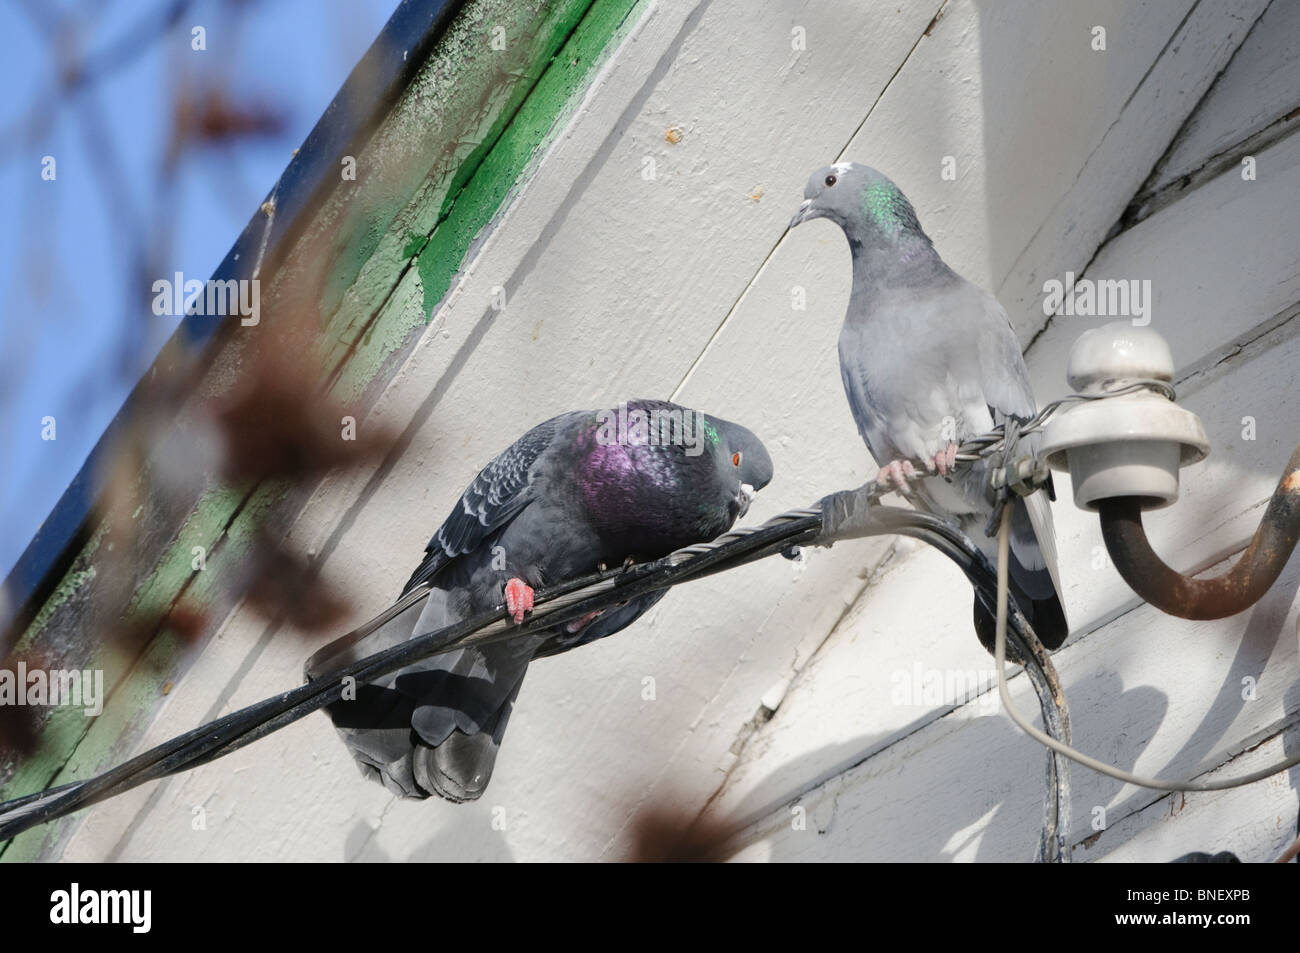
931, 442, 959, 478
877, 459, 919, 493
504, 577, 534, 624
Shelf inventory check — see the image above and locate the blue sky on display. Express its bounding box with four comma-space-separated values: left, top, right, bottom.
0, 0, 398, 583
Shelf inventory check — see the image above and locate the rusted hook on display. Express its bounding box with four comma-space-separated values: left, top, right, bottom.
1098, 443, 1300, 619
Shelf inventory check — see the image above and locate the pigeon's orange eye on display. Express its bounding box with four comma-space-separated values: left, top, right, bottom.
732, 452, 742, 467
825, 174, 837, 187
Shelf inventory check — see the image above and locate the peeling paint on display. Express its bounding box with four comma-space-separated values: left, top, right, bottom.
15, 558, 102, 657
335, 0, 645, 402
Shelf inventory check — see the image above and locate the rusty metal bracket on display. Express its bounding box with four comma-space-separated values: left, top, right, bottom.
1098, 443, 1300, 619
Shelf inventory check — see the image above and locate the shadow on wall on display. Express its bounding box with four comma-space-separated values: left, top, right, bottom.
723, 541, 1300, 861
723, 669, 1163, 862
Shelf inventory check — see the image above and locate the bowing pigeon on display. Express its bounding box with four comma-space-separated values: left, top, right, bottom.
306, 400, 773, 801
790, 162, 1067, 650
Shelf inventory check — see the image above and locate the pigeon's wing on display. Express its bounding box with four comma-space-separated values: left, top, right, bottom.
303, 584, 430, 681
973, 289, 1063, 601
973, 288, 1037, 423
838, 332, 900, 464
401, 416, 566, 595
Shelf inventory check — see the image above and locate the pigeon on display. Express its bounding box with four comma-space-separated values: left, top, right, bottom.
305, 399, 773, 801
789, 162, 1067, 650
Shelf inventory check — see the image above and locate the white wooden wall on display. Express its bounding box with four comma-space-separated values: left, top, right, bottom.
708, 0, 1300, 863
57, 0, 1299, 861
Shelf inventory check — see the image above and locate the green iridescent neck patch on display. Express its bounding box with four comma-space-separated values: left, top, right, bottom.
701, 418, 719, 446
862, 181, 906, 233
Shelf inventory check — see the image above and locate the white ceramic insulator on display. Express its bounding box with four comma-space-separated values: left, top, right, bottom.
1041, 322, 1209, 510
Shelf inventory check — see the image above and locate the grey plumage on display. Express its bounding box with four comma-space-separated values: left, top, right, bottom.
306, 400, 773, 801
790, 162, 1067, 649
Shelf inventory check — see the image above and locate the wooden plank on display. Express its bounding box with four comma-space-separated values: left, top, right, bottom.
997, 0, 1269, 339
1083, 721, 1300, 863
1028, 129, 1300, 394
699, 540, 998, 830
775, 0, 1264, 343
1141, 0, 1300, 201
312, 0, 648, 402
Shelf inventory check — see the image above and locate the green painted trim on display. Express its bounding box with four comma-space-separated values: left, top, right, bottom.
333, 0, 645, 403
415, 0, 647, 318
314, 0, 600, 352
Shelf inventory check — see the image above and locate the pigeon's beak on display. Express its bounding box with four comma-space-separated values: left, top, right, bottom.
736, 482, 757, 519
788, 199, 813, 230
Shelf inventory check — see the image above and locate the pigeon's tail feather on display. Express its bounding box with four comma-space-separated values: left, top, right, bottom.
972, 578, 1069, 653
310, 587, 541, 801
402, 641, 536, 801
406, 641, 536, 745
411, 672, 526, 803
1018, 489, 1063, 603
977, 491, 1066, 655
1007, 505, 1055, 601
1028, 590, 1068, 650
956, 489, 1067, 651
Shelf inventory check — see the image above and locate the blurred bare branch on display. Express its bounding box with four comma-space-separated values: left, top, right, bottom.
627, 796, 738, 863
215, 340, 397, 485
239, 530, 352, 633
171, 88, 286, 159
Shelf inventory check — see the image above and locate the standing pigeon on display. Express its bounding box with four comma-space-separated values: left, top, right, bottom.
305, 400, 773, 801
789, 162, 1067, 650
